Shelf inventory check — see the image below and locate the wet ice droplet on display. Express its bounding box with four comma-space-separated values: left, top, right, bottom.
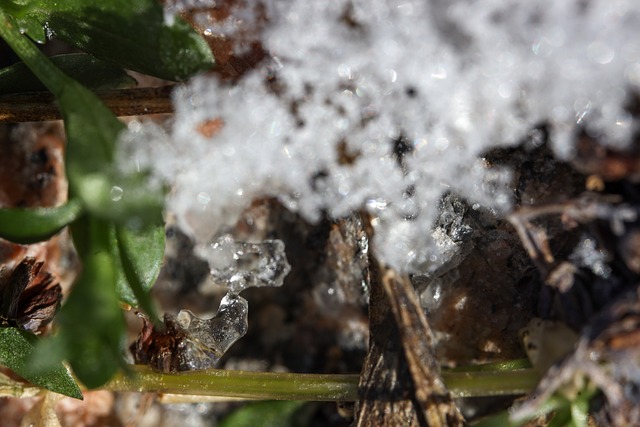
110, 186, 124, 202
588, 41, 615, 65
197, 191, 211, 207
199, 234, 291, 294
366, 198, 388, 211
168, 234, 290, 370
43, 22, 55, 40
163, 294, 249, 370
430, 65, 447, 80
338, 64, 352, 79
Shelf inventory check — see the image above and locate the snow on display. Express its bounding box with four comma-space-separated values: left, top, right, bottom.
118, 0, 640, 274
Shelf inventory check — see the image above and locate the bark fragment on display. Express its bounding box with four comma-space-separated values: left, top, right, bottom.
355, 250, 465, 426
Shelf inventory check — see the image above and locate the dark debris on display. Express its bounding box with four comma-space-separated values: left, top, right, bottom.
0, 257, 61, 334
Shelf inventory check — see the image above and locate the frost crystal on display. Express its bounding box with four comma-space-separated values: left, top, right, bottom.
570, 235, 612, 279
162, 0, 216, 26
121, 0, 640, 273
197, 234, 291, 294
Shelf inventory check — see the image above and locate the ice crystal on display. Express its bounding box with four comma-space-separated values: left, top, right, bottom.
132, 232, 290, 371
119, 0, 640, 273
171, 294, 248, 369
156, 234, 289, 369
196, 234, 291, 295
570, 234, 612, 279
132, 294, 249, 371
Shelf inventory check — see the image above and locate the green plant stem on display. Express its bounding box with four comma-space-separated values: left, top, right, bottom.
444, 358, 540, 397
107, 366, 361, 401
104, 365, 540, 401
443, 369, 539, 398
448, 358, 532, 372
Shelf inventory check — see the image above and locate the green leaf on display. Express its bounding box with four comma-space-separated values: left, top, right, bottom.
471, 410, 518, 427
56, 216, 126, 388
0, 327, 82, 399
71, 174, 165, 226
0, 7, 163, 389
448, 358, 532, 373
111, 222, 163, 321
547, 403, 572, 427
0, 53, 137, 95
569, 388, 596, 427
570, 400, 589, 427
58, 82, 165, 224
9, 0, 214, 81
0, 0, 45, 42
0, 11, 164, 224
0, 199, 82, 244
220, 401, 310, 427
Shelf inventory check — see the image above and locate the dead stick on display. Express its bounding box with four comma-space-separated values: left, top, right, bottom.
0, 85, 175, 122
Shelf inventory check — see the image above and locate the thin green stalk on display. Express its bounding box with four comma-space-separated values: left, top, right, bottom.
107, 366, 361, 401
443, 358, 539, 398
105, 365, 540, 401
443, 369, 539, 398
447, 358, 532, 372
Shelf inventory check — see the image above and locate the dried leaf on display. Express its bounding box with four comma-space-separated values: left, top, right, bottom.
20, 390, 64, 427
130, 314, 189, 373
0, 257, 61, 333
512, 287, 640, 426
381, 267, 466, 426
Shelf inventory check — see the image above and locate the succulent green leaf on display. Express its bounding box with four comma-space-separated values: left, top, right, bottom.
0, 53, 137, 95
547, 404, 572, 427
72, 174, 165, 225
470, 410, 515, 427
56, 78, 164, 224
57, 216, 126, 388
220, 401, 309, 427
569, 388, 596, 427
0, 11, 164, 224
570, 398, 590, 427
0, 0, 45, 42
0, 327, 82, 399
0, 199, 82, 244
110, 222, 163, 322
0, 5, 164, 389
6, 0, 214, 81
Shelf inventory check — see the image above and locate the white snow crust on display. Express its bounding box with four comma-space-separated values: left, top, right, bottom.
119, 0, 640, 273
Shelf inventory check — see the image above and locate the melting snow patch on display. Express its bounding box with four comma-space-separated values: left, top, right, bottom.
119, 0, 640, 273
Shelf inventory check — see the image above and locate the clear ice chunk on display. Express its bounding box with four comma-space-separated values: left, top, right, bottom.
165, 294, 249, 370
198, 234, 291, 294
134, 237, 292, 371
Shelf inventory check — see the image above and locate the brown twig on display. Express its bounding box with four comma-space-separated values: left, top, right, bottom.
0, 85, 175, 122
356, 212, 465, 427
